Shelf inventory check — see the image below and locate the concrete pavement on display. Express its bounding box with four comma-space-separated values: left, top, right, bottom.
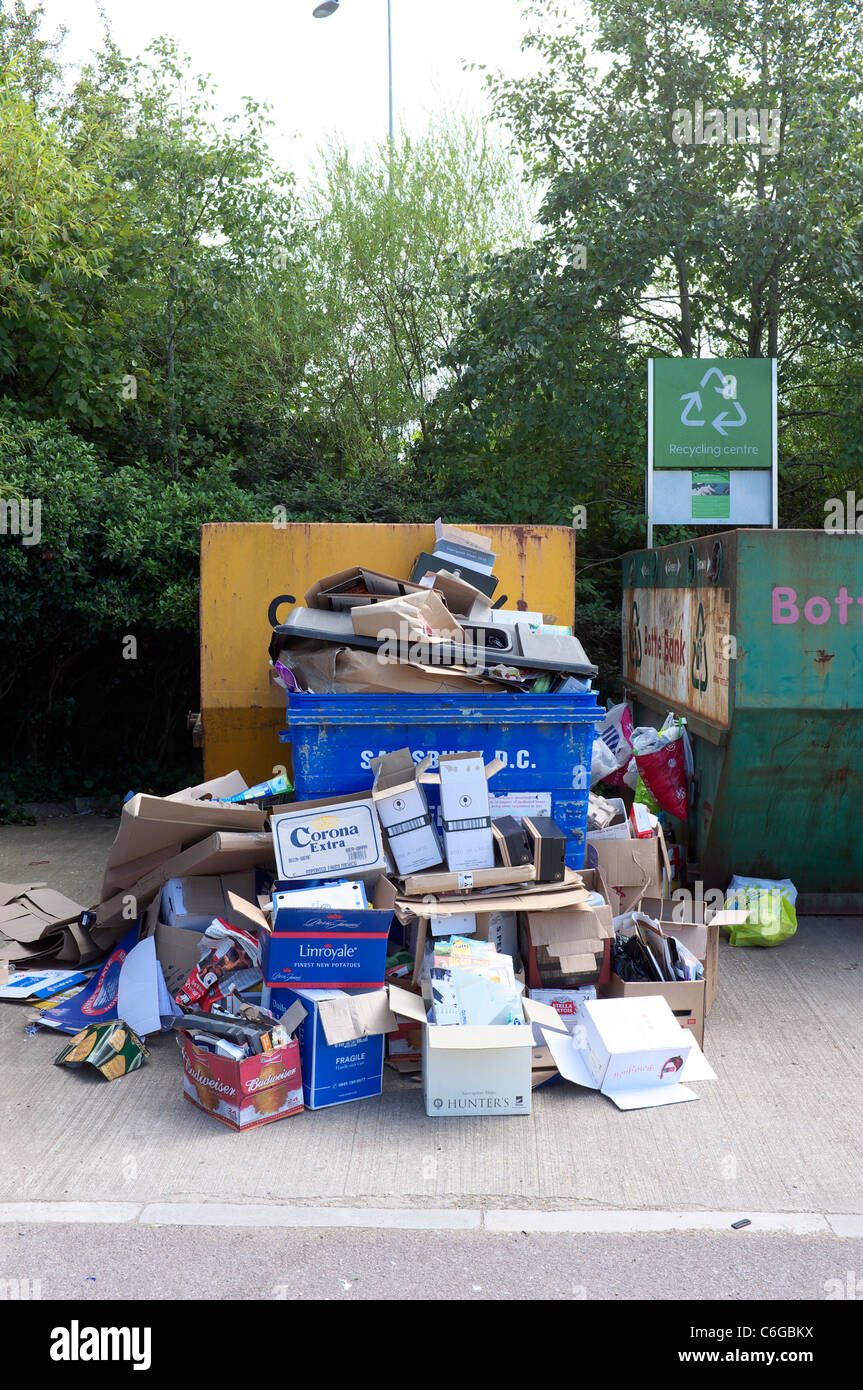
3, 818, 863, 1226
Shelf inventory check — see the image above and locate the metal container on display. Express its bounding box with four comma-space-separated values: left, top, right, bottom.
621, 529, 863, 907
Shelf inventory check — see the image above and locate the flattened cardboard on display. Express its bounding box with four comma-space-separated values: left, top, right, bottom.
91, 832, 275, 949
102, 792, 265, 898
351, 591, 464, 642
401, 863, 535, 896
167, 771, 248, 803
425, 571, 491, 621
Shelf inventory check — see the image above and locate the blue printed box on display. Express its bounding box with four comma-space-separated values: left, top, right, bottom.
263, 986, 395, 1109
259, 876, 396, 990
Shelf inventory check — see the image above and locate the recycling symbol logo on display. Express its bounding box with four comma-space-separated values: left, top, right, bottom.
628, 600, 642, 669
691, 603, 709, 692
680, 367, 747, 437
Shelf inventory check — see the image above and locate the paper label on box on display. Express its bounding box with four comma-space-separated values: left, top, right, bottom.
489, 793, 552, 820
458, 872, 474, 890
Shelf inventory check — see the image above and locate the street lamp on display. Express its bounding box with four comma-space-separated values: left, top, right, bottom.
313, 0, 394, 144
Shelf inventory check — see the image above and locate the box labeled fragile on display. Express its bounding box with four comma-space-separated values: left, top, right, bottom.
180, 1035, 303, 1130
265, 987, 396, 1109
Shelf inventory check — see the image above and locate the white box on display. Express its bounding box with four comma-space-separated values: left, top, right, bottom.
388, 985, 564, 1117
421, 753, 501, 872
430, 910, 476, 937
529, 986, 596, 1033
370, 749, 443, 876
271, 794, 387, 882
585, 797, 630, 843
542, 995, 717, 1110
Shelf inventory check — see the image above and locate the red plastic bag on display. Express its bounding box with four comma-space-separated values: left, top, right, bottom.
634, 742, 689, 819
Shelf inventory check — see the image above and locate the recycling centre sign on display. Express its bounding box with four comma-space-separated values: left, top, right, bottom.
647, 357, 777, 542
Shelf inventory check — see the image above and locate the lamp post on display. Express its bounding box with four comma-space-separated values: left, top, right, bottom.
313, 0, 394, 144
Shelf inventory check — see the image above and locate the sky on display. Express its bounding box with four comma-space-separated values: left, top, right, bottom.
33, 0, 569, 177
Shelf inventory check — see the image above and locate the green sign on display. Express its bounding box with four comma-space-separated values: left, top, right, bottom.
652, 357, 774, 469
691, 469, 730, 520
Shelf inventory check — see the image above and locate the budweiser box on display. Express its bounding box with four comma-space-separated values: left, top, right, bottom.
180, 1035, 303, 1131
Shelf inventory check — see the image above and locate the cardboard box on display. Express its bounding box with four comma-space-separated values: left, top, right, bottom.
180, 1031, 304, 1130
491, 817, 532, 868
541, 994, 716, 1110
304, 566, 426, 611
265, 987, 397, 1109
270, 792, 388, 883
401, 872, 597, 985
411, 552, 499, 598
601, 901, 738, 1047
586, 827, 671, 914
433, 519, 495, 555
160, 871, 257, 933
370, 749, 444, 876
142, 897, 205, 997
388, 984, 564, 1117
261, 876, 396, 990
420, 753, 502, 872
529, 986, 596, 1030
518, 867, 614, 989
523, 816, 567, 883
585, 796, 629, 842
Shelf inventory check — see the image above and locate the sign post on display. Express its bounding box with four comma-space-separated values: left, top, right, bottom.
647, 357, 777, 546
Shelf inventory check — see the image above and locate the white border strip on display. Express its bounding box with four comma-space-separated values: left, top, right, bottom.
0, 1203, 860, 1235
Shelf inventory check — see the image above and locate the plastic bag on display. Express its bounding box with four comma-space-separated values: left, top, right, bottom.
631, 720, 689, 819
723, 875, 798, 947
590, 736, 619, 786
596, 703, 635, 787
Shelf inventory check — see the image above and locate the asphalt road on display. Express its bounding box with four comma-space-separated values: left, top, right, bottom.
3, 1223, 862, 1301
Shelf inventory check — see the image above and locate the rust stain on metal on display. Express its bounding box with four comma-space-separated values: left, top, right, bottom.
813, 650, 835, 666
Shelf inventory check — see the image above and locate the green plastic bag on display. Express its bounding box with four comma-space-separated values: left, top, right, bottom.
633, 774, 661, 816
723, 880, 798, 947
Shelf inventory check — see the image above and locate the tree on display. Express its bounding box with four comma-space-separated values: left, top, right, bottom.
294, 114, 530, 468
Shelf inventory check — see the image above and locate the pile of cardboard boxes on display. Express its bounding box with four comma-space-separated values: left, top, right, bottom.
0, 524, 737, 1126
1, 740, 729, 1126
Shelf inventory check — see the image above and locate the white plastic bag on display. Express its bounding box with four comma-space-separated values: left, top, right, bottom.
590, 737, 618, 786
